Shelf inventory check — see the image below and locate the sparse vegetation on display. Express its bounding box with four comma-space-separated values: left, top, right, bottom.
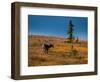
28, 35, 88, 66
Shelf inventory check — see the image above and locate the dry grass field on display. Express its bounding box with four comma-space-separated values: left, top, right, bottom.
28, 35, 88, 66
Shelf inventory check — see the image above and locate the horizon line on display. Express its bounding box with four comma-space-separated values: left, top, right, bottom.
28, 34, 87, 41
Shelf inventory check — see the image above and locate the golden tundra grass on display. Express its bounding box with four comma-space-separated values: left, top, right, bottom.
28, 35, 88, 66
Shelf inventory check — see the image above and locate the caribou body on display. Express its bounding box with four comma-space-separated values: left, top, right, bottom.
42, 41, 54, 54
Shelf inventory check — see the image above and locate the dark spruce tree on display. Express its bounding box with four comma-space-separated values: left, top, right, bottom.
76, 37, 79, 43
66, 20, 78, 56
67, 20, 74, 43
